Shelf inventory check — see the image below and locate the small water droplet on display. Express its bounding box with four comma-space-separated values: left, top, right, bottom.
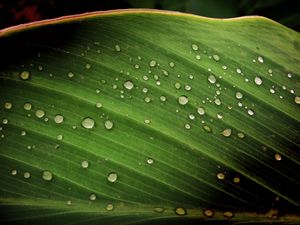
191, 44, 199, 51
42, 170, 53, 181
197, 107, 205, 115
144, 119, 151, 124
178, 95, 189, 105
154, 207, 165, 213
203, 125, 212, 133
216, 113, 223, 119
4, 102, 12, 109
81, 117, 95, 129
222, 128, 232, 137
11, 169, 17, 176
115, 45, 121, 52
294, 96, 300, 104
214, 98, 221, 106
185, 123, 191, 130
123, 80, 134, 90
254, 76, 263, 86
195, 54, 201, 60
184, 84, 192, 91
275, 153, 282, 161
67, 200, 72, 205
67, 71, 74, 78
147, 158, 154, 165
223, 211, 234, 218
104, 120, 114, 130
144, 97, 151, 103
169, 62, 175, 68
217, 172, 225, 180
35, 109, 45, 118
188, 113, 195, 120
20, 71, 30, 80
24, 172, 31, 179
160, 95, 166, 102
287, 73, 292, 78
175, 207, 186, 216
236, 68, 242, 74
56, 134, 63, 141
106, 203, 114, 211
222, 65, 227, 70
107, 172, 118, 183
54, 114, 64, 124
235, 92, 243, 99
89, 193, 96, 201
247, 109, 255, 116
2, 118, 8, 124
208, 75, 216, 84
81, 160, 89, 168
258, 56, 264, 63
24, 103, 32, 110
213, 54, 220, 61
203, 209, 214, 217
95, 102, 102, 108
237, 132, 245, 139
85, 63, 91, 69
233, 177, 240, 183
174, 82, 181, 89
149, 60, 157, 67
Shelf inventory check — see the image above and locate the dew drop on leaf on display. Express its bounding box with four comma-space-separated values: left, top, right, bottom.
24, 102, 32, 110
56, 134, 63, 141
147, 158, 154, 165
81, 117, 95, 129
223, 211, 234, 218
174, 82, 181, 89
67, 200, 72, 205
191, 44, 199, 51
67, 71, 74, 78
35, 109, 45, 118
258, 56, 264, 63
247, 109, 255, 116
89, 193, 96, 201
149, 60, 157, 67
4, 102, 12, 109
208, 75, 216, 84
235, 92, 243, 99
237, 132, 245, 139
160, 95, 166, 102
213, 54, 220, 61
114, 44, 121, 52
154, 207, 165, 213
104, 120, 114, 130
85, 63, 91, 69
222, 128, 232, 137
233, 177, 240, 183
21, 131, 26, 137
11, 169, 17, 176
197, 107, 205, 115
107, 172, 118, 183
203, 125, 212, 133
195, 54, 201, 60
254, 76, 263, 86
42, 170, 53, 181
175, 207, 186, 216
19, 71, 30, 80
294, 96, 300, 104
217, 172, 225, 180
95, 102, 102, 108
169, 62, 175, 68
2, 118, 8, 124
106, 203, 114, 211
203, 209, 214, 217
123, 80, 134, 90
54, 114, 64, 124
275, 153, 282, 161
236, 68, 242, 74
178, 95, 189, 105
81, 160, 89, 168
23, 172, 31, 179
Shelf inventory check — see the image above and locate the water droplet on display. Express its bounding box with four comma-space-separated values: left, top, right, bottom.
169, 62, 175, 68
174, 82, 181, 89
104, 120, 114, 130
57, 134, 63, 141
214, 98, 221, 106
123, 80, 134, 90
254, 76, 263, 85
208, 75, 216, 84
160, 95, 166, 102
24, 103, 32, 110
42, 170, 53, 181
203, 125, 212, 133
20, 71, 30, 80
185, 123, 191, 130
247, 109, 255, 116
95, 102, 102, 108
175, 207, 186, 216
85, 63, 91, 69
106, 203, 114, 211
142, 87, 148, 93
233, 177, 240, 183
115, 45, 121, 52
154, 207, 165, 213
222, 65, 227, 70
287, 73, 292, 78
24, 172, 31, 179
81, 117, 95, 129
217, 113, 223, 119
4, 102, 12, 109
144, 119, 150, 124
144, 97, 151, 103
189, 113, 195, 120
147, 158, 154, 165
235, 92, 243, 99
236, 68, 242, 74
197, 107, 205, 115
192, 44, 199, 51
54, 114, 64, 124
223, 211, 234, 218
222, 128, 232, 137
275, 153, 282, 161
67, 200, 72, 205
258, 56, 264, 63
184, 84, 192, 91
107, 172, 118, 183
11, 169, 17, 176
294, 96, 300, 104
149, 60, 156, 67
2, 118, 8, 124
237, 132, 245, 139
81, 160, 89, 168
203, 209, 214, 217
67, 71, 74, 78
213, 54, 220, 61
178, 95, 189, 105
35, 109, 45, 118
217, 172, 225, 180
89, 193, 96, 201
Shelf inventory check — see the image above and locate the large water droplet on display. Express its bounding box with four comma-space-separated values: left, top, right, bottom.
35, 109, 45, 118
81, 117, 95, 129
42, 170, 53, 181
197, 107, 205, 115
89, 193, 96, 201
222, 128, 232, 137
247, 109, 255, 116
54, 114, 64, 124
175, 207, 186, 216
254, 76, 263, 86
235, 92, 243, 99
208, 75, 216, 84
124, 80, 134, 90
107, 172, 118, 183
24, 102, 32, 111
104, 120, 114, 130
4, 102, 12, 109
294, 96, 300, 104
20, 71, 30, 80
258, 56, 264, 63
178, 95, 189, 105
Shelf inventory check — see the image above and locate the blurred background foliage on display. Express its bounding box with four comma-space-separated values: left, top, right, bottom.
0, 0, 299, 30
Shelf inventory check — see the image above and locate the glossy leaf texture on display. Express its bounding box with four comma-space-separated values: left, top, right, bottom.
0, 9, 300, 225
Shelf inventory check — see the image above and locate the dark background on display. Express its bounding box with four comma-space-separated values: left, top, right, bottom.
0, 0, 299, 31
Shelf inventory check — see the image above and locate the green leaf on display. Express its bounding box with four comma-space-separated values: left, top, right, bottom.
0, 9, 300, 225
